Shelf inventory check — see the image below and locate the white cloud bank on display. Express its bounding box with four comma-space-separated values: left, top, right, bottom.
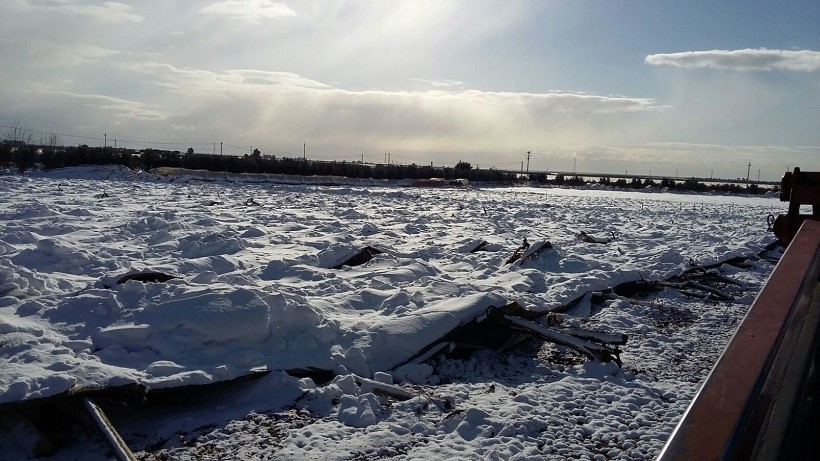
201, 0, 296, 24
11, 0, 143, 23
645, 48, 820, 71
25, 42, 118, 67
110, 62, 658, 155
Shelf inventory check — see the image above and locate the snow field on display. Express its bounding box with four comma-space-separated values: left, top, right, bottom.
0, 166, 783, 459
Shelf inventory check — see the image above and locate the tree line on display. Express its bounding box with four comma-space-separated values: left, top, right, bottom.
0, 139, 772, 194
529, 173, 770, 195
0, 142, 519, 182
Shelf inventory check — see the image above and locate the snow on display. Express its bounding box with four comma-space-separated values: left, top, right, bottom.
0, 165, 784, 460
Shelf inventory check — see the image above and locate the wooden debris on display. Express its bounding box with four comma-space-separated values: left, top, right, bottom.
286, 367, 335, 386
400, 302, 626, 368
354, 376, 414, 401
659, 280, 733, 301
560, 327, 627, 345
609, 279, 662, 298
82, 397, 137, 461
115, 271, 178, 285
408, 342, 453, 365
469, 240, 490, 253
506, 240, 552, 265
697, 268, 743, 287
579, 231, 613, 244
505, 316, 623, 365
2, 368, 279, 459
332, 246, 383, 269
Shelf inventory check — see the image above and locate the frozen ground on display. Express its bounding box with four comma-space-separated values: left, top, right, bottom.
0, 166, 784, 460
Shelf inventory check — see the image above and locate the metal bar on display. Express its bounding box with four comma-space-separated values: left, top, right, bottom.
658, 219, 820, 460
754, 283, 820, 459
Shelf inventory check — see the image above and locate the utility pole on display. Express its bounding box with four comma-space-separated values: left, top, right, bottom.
104, 133, 107, 151
758, 169, 761, 182
114, 139, 117, 149
304, 143, 306, 160
361, 153, 364, 164
525, 151, 532, 173
220, 142, 223, 155
747, 162, 751, 181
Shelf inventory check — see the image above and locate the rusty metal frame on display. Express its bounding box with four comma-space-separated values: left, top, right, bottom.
659, 219, 820, 460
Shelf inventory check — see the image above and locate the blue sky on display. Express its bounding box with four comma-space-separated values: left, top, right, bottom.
1, 1, 818, 180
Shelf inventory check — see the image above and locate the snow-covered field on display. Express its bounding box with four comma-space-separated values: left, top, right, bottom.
0, 166, 783, 460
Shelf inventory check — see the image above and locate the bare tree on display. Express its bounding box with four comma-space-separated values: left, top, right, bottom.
41, 132, 60, 147
3, 120, 35, 145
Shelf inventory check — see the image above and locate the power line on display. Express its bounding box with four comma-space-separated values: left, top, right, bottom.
117, 139, 213, 146
0, 123, 219, 147
0, 124, 102, 142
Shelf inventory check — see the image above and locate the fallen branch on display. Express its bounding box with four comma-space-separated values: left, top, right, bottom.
703, 269, 744, 287
659, 280, 732, 301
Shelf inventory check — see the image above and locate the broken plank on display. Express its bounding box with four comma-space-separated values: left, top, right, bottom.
506, 240, 553, 265
116, 271, 178, 285
354, 376, 415, 401
332, 246, 383, 269
82, 397, 138, 461
561, 328, 628, 346
505, 315, 622, 365
407, 341, 453, 365
469, 240, 490, 253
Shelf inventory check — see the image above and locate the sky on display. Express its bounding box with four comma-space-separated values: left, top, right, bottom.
1, 0, 818, 181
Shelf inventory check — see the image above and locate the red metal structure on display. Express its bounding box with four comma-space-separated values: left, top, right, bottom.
659, 219, 820, 460
772, 167, 820, 244
659, 178, 820, 461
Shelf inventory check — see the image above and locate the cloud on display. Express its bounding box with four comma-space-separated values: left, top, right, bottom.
542, 142, 820, 181
201, 0, 296, 24
14, 0, 143, 23
47, 91, 167, 121
27, 42, 118, 67
413, 79, 465, 88
107, 62, 660, 160
645, 48, 820, 71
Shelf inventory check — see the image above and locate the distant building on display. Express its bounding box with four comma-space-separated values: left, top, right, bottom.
2, 139, 26, 148
412, 178, 469, 187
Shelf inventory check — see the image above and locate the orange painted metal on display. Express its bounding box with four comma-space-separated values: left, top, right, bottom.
658, 219, 820, 460
773, 168, 820, 244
